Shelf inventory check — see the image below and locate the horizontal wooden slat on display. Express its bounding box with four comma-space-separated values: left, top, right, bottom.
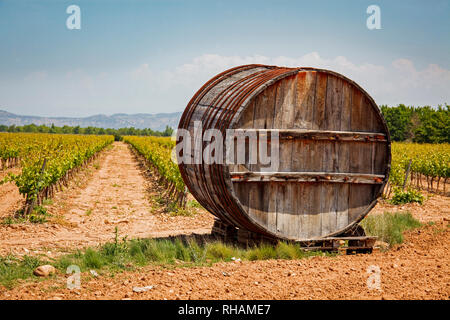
300, 246, 374, 251
230, 171, 385, 184
318, 236, 377, 241
232, 129, 387, 142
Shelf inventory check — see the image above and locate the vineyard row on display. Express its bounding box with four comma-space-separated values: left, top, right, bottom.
386, 142, 449, 195
0, 133, 114, 214
123, 136, 187, 207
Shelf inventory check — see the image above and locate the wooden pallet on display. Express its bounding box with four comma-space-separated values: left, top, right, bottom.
211, 219, 238, 242
212, 219, 376, 254
296, 236, 377, 254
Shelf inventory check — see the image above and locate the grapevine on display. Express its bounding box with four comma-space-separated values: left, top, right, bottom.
123, 136, 187, 207
387, 142, 450, 195
0, 133, 114, 214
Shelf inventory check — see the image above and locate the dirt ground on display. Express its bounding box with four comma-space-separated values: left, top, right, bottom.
371, 193, 450, 223
0, 168, 23, 218
0, 142, 448, 300
0, 142, 214, 257
1, 220, 448, 300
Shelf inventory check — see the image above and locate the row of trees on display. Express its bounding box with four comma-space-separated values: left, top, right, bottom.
0, 104, 448, 143
0, 123, 174, 138
380, 104, 449, 143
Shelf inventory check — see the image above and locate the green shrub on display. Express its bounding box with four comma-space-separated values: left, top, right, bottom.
28, 206, 51, 223
2, 206, 50, 224
390, 188, 424, 205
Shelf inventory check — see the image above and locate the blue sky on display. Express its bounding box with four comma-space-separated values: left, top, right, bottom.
0, 0, 449, 116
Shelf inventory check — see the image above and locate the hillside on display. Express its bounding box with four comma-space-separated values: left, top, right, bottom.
0, 110, 182, 131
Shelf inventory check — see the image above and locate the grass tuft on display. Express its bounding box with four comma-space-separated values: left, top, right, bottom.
0, 255, 44, 289
0, 236, 331, 289
361, 211, 422, 246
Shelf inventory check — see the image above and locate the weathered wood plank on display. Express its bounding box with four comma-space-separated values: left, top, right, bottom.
230, 172, 385, 184
275, 183, 286, 234
275, 76, 297, 236
348, 185, 373, 222
232, 129, 387, 142
280, 75, 297, 129
252, 85, 271, 129
340, 81, 353, 131
297, 183, 312, 239
312, 72, 328, 237
336, 141, 350, 230
276, 183, 296, 237
266, 182, 278, 234
336, 184, 349, 229
321, 183, 337, 236
295, 183, 307, 239
249, 90, 266, 173
325, 75, 344, 131
291, 71, 317, 238
348, 86, 375, 223
374, 142, 388, 175
336, 82, 351, 230
277, 77, 296, 172
308, 183, 322, 238
321, 92, 338, 237
247, 182, 268, 228
350, 88, 363, 132
360, 96, 375, 132
314, 72, 328, 130
294, 71, 317, 129
273, 78, 288, 128
348, 142, 373, 222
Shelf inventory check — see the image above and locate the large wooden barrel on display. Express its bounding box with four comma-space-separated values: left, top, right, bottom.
177, 64, 391, 240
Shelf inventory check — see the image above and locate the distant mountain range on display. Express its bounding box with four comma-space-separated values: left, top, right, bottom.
0, 110, 182, 131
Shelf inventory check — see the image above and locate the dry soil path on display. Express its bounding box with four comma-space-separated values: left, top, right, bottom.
0, 168, 23, 219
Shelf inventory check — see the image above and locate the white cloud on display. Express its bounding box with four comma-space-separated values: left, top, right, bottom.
3, 53, 449, 116
155, 53, 450, 108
